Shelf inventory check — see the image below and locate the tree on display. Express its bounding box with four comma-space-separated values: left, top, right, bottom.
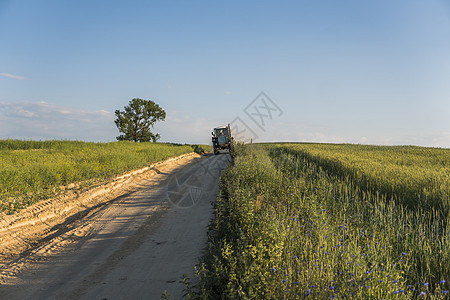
115, 98, 166, 142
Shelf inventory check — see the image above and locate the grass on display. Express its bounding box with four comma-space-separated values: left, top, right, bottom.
0, 139, 211, 214
277, 143, 450, 216
191, 143, 449, 299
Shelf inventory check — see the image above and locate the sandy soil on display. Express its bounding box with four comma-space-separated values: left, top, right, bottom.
0, 152, 230, 299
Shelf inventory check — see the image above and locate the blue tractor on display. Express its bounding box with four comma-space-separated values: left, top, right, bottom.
211, 124, 233, 155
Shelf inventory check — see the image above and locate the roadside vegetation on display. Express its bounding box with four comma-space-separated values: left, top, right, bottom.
191, 143, 449, 299
0, 140, 210, 214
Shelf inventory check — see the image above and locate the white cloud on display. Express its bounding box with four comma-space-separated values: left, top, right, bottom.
375, 132, 450, 148
1, 103, 448, 148
154, 110, 217, 145
0, 101, 117, 141
156, 113, 348, 146
359, 136, 369, 144
253, 120, 450, 148
0, 73, 27, 80
0, 104, 217, 144
154, 113, 450, 148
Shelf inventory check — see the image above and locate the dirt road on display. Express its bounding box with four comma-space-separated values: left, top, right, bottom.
0, 153, 230, 299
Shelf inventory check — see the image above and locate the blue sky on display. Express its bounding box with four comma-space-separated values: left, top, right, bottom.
1, 0, 449, 147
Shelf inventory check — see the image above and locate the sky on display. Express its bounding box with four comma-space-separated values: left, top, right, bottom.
1, 0, 450, 147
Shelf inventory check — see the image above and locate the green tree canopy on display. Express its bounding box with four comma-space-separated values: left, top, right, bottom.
115, 98, 166, 142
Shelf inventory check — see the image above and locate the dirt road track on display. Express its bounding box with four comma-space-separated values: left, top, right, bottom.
0, 153, 230, 299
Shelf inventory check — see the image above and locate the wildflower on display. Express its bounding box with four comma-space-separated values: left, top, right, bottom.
419, 292, 426, 297
422, 282, 429, 286
443, 290, 448, 294
440, 280, 446, 284
330, 286, 334, 290
282, 279, 287, 283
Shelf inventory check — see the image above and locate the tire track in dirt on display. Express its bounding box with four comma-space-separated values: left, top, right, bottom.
0, 153, 230, 299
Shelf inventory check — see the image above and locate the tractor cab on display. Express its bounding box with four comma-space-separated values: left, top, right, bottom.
211, 124, 233, 155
